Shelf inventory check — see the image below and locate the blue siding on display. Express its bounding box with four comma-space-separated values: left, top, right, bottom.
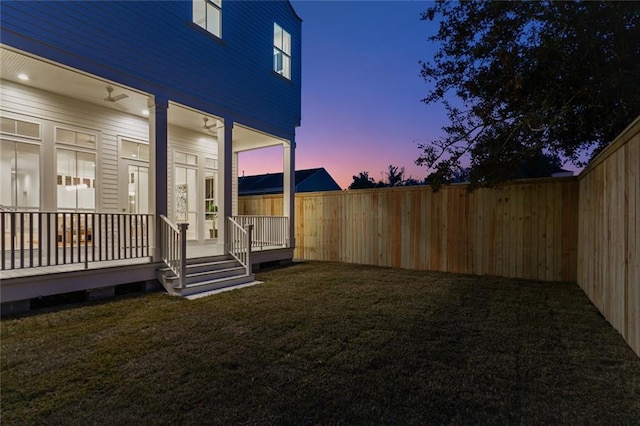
1, 0, 301, 139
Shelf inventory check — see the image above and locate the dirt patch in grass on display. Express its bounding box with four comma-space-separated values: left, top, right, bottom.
2, 261, 639, 424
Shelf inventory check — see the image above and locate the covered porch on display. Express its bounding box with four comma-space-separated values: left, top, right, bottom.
0, 47, 295, 304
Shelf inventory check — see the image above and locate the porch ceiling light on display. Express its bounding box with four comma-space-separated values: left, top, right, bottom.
18, 73, 29, 81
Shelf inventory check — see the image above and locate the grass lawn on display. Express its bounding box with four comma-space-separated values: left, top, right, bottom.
2, 261, 639, 424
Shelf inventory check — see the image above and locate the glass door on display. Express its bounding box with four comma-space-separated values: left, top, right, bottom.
0, 139, 40, 209
204, 170, 217, 240
174, 165, 198, 240
127, 164, 149, 213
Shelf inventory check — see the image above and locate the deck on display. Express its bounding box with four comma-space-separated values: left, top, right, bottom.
0, 241, 293, 309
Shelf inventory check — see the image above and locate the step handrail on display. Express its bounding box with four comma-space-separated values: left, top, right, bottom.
226, 217, 253, 276
159, 215, 188, 288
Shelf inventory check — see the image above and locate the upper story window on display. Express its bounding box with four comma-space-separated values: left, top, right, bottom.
193, 0, 222, 38
274, 23, 291, 79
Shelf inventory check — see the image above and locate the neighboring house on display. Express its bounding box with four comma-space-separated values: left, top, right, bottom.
0, 1, 302, 312
239, 168, 341, 196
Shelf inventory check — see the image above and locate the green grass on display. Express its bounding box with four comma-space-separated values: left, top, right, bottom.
2, 261, 639, 424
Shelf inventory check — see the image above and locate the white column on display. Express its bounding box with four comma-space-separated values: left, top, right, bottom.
148, 96, 168, 261
283, 140, 295, 248
232, 152, 239, 216
216, 119, 233, 251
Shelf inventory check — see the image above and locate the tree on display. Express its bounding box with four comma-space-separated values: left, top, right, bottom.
348, 171, 378, 189
417, 1, 640, 188
386, 165, 405, 187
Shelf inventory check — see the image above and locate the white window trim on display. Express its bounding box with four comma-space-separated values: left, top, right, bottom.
0, 114, 42, 140
193, 0, 222, 38
274, 23, 292, 79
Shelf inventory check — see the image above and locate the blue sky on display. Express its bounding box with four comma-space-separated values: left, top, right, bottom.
240, 0, 447, 188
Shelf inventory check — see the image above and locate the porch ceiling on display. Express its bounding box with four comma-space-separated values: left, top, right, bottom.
0, 47, 150, 119
1, 47, 289, 142
233, 124, 287, 153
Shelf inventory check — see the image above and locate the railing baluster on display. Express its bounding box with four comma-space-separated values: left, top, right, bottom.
19, 212, 24, 268
110, 214, 115, 260
28, 212, 33, 267
98, 214, 102, 261
1, 212, 5, 270
62, 213, 67, 264
10, 212, 15, 270
84, 213, 89, 269
75, 213, 80, 264
91, 213, 95, 263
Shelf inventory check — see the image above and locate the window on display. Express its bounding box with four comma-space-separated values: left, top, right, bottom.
273, 23, 291, 79
55, 127, 97, 211
56, 127, 96, 149
56, 149, 96, 211
0, 140, 40, 209
122, 139, 149, 161
1, 117, 40, 139
193, 0, 222, 38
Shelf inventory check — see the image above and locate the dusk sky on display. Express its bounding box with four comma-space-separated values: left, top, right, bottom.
239, 0, 447, 189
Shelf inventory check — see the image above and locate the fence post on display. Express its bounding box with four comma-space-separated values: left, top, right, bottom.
179, 222, 189, 288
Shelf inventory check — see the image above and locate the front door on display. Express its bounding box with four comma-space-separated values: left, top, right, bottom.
126, 164, 149, 214
174, 163, 198, 241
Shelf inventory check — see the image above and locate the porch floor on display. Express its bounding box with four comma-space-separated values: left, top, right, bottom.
0, 242, 289, 280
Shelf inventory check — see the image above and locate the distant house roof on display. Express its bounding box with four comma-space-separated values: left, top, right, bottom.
238, 168, 341, 195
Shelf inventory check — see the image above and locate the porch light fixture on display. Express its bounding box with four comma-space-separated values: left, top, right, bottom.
142, 109, 149, 116
18, 73, 29, 81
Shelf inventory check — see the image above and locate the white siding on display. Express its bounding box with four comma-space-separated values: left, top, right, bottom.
1, 80, 147, 212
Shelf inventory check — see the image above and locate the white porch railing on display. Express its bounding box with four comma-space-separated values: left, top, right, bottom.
1, 210, 153, 270
159, 215, 188, 289
231, 215, 288, 249
227, 217, 253, 275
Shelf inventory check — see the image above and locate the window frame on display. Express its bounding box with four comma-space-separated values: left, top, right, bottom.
273, 23, 292, 80
54, 126, 98, 212
192, 0, 222, 39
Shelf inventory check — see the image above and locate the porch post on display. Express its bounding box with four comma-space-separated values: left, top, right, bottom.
148, 95, 169, 261
217, 118, 233, 252
283, 140, 295, 248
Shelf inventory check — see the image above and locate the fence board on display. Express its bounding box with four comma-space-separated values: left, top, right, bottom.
240, 179, 578, 283
577, 116, 640, 357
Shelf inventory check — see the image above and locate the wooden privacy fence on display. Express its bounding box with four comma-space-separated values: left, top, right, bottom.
240, 116, 640, 357
578, 116, 639, 357
240, 178, 579, 282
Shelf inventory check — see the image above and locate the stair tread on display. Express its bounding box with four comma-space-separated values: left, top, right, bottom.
180, 274, 254, 289
187, 266, 245, 277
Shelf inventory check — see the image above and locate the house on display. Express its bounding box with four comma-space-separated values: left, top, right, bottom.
0, 0, 302, 313
239, 168, 341, 196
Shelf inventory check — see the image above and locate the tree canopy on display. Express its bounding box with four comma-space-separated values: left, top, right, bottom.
417, 0, 640, 188
348, 166, 424, 189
